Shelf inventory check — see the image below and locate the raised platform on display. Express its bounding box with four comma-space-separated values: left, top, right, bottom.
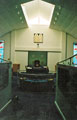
17, 72, 56, 92
18, 72, 55, 80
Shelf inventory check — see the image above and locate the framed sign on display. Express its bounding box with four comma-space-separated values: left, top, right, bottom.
34, 33, 43, 43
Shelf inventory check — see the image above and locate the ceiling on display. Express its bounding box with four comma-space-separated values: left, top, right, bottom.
0, 0, 77, 38
48, 0, 77, 38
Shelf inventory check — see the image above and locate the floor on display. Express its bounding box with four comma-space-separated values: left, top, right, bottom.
0, 75, 63, 120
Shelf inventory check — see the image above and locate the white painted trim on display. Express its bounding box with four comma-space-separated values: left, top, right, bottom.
0, 99, 12, 112
55, 101, 66, 120
15, 47, 62, 52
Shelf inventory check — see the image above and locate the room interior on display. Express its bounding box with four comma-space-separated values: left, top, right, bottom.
0, 0, 77, 120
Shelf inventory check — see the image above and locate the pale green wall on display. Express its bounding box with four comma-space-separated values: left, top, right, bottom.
67, 34, 77, 58
48, 52, 61, 72
11, 31, 16, 63
60, 33, 77, 61
15, 52, 28, 70
15, 25, 62, 50
14, 25, 62, 72
0, 26, 63, 72
61, 32, 66, 60
0, 27, 76, 72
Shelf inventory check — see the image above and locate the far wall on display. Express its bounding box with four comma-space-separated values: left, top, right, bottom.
0, 26, 77, 72
13, 25, 62, 72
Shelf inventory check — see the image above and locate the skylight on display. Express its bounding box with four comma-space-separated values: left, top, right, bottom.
21, 0, 55, 26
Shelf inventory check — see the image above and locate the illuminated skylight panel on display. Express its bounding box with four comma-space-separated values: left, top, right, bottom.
38, 16, 49, 25
29, 17, 38, 25
21, 0, 55, 26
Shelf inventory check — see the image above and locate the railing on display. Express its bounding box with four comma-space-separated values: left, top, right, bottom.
57, 54, 77, 66
55, 54, 77, 120
0, 58, 11, 63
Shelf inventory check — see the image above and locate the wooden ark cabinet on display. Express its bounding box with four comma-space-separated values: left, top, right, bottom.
13, 64, 20, 73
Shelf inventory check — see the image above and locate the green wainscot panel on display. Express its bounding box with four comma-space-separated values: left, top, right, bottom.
55, 64, 77, 120
0, 62, 12, 112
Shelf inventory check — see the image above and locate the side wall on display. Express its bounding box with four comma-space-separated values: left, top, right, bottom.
0, 34, 12, 110
0, 33, 11, 60
67, 34, 77, 58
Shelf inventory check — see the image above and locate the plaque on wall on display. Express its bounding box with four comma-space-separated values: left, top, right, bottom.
34, 33, 43, 43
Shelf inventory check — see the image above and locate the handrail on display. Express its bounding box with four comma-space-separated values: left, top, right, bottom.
0, 58, 7, 62
0, 58, 11, 63
57, 54, 77, 64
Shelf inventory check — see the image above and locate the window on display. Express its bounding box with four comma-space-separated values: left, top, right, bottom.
0, 41, 4, 62
73, 43, 77, 64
